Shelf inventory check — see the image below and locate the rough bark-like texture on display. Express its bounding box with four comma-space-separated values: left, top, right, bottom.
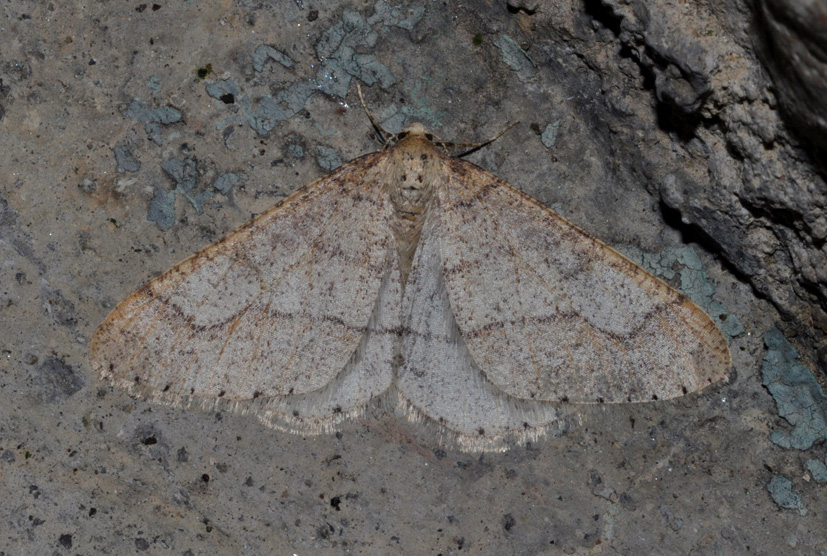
532, 0, 827, 366
752, 0, 827, 158
529, 0, 827, 432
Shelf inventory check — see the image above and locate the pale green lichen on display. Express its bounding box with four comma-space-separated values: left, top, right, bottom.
493, 35, 536, 82
541, 120, 561, 149
767, 475, 806, 515
762, 327, 827, 450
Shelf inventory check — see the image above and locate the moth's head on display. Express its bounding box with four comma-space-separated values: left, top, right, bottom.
385, 121, 516, 157
403, 123, 427, 137
389, 123, 444, 151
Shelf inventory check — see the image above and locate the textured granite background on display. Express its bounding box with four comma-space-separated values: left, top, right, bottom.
1, 0, 826, 554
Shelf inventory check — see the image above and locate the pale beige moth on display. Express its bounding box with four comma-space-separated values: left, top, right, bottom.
91, 121, 730, 452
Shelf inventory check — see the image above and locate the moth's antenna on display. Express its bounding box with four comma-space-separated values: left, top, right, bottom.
448, 122, 519, 157
357, 84, 391, 144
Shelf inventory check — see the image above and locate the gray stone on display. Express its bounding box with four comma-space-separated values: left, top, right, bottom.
1, 1, 827, 554
753, 0, 827, 157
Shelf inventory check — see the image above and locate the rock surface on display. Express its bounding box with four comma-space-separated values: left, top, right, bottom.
1, 0, 825, 553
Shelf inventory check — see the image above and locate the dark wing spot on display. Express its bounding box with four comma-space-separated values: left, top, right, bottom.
651, 394, 659, 401
681, 385, 688, 395
477, 427, 486, 436
162, 383, 171, 392
252, 390, 262, 399
597, 397, 604, 404
218, 390, 226, 397
560, 396, 569, 403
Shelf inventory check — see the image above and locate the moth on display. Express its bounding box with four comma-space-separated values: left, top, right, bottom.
91, 114, 730, 452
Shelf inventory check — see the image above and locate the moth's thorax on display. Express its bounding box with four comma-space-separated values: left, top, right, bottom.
385, 133, 443, 286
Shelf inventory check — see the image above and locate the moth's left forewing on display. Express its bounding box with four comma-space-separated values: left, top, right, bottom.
91, 152, 402, 431
433, 157, 731, 405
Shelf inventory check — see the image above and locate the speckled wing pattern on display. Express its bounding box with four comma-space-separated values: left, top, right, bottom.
91, 126, 730, 452
92, 153, 403, 432
432, 159, 731, 405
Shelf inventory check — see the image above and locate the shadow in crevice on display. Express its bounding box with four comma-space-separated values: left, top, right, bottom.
582, 0, 622, 35
658, 200, 749, 285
